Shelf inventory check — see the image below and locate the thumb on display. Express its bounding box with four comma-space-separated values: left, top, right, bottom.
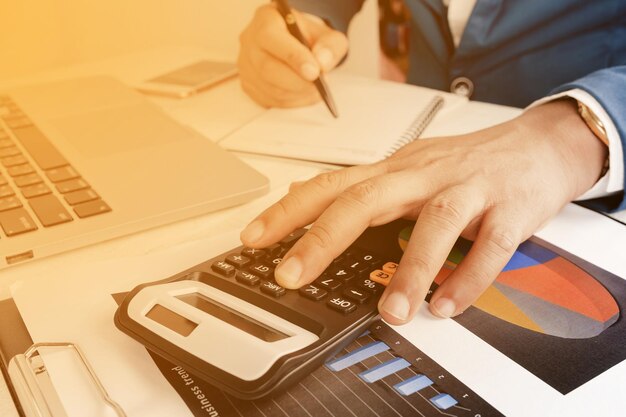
311, 29, 349, 72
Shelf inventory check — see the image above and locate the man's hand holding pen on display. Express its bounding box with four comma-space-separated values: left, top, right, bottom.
238, 4, 347, 110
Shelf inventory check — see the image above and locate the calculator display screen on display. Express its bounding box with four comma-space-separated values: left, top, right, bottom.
146, 304, 199, 337
177, 293, 289, 342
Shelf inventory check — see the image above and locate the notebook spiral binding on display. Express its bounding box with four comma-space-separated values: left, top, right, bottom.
384, 95, 444, 158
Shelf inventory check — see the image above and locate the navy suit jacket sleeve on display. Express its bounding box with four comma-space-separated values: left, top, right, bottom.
553, 66, 626, 212
290, 0, 364, 32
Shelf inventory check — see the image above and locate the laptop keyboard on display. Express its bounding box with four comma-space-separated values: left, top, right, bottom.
0, 95, 111, 237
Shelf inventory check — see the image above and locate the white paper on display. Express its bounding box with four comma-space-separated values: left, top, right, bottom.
221, 73, 468, 165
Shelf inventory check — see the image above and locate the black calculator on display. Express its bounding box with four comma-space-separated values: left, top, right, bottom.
114, 223, 407, 400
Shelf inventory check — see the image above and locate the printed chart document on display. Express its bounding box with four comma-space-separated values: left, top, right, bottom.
9, 203, 626, 417
220, 73, 521, 165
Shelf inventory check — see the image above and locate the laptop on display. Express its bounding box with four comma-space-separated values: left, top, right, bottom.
0, 76, 269, 268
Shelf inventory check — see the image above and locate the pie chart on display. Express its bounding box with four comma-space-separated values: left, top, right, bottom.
398, 226, 620, 339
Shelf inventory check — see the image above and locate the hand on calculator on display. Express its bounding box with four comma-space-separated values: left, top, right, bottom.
241, 100, 608, 325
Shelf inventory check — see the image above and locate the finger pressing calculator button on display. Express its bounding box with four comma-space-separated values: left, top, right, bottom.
382, 262, 398, 275
327, 297, 357, 314
357, 278, 384, 294
260, 280, 286, 297
225, 254, 252, 268
211, 261, 235, 277
344, 287, 370, 304
241, 247, 266, 259
280, 228, 307, 247
370, 270, 392, 286
249, 262, 274, 279
236, 270, 260, 286
316, 276, 343, 291
299, 284, 328, 301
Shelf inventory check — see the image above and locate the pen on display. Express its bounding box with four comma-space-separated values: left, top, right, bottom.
273, 0, 339, 118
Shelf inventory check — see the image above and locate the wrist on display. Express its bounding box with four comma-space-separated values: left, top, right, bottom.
516, 99, 609, 200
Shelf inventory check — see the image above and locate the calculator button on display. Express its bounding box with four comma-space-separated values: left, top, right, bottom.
241, 247, 266, 259
327, 297, 357, 314
249, 262, 274, 279
370, 270, 392, 286
264, 243, 282, 256
316, 276, 344, 291
280, 228, 307, 247
357, 278, 384, 295
299, 284, 328, 301
382, 262, 398, 275
260, 280, 286, 297
350, 250, 379, 265
267, 256, 283, 268
343, 287, 371, 304
347, 260, 370, 276
325, 266, 355, 282
236, 270, 260, 286
225, 254, 252, 268
211, 261, 235, 277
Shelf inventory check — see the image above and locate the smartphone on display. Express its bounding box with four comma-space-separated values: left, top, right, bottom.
136, 60, 238, 98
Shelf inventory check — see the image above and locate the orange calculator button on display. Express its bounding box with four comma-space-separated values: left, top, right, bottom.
382, 262, 398, 275
370, 269, 392, 286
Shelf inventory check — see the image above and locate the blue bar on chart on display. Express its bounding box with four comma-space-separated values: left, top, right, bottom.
430, 393, 458, 410
326, 341, 390, 372
393, 374, 433, 396
359, 357, 411, 383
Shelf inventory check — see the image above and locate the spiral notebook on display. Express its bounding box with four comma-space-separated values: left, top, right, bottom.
220, 74, 467, 165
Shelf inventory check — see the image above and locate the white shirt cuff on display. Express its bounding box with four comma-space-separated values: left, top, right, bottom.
527, 89, 624, 200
